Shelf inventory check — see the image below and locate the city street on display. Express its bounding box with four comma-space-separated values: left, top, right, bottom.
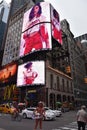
1, 110, 87, 130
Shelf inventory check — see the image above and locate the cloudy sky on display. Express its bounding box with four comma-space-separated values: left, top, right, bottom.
5, 0, 87, 37
5, 0, 11, 4
45, 0, 87, 37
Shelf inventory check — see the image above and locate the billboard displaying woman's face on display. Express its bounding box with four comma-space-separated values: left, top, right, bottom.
51, 5, 62, 45
22, 2, 50, 32
17, 61, 45, 87
19, 2, 62, 57
19, 2, 52, 57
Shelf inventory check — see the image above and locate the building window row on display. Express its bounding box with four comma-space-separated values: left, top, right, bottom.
50, 74, 73, 93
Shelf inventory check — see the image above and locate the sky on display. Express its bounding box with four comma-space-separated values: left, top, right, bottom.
4, 0, 11, 4
45, 0, 87, 37
5, 0, 87, 37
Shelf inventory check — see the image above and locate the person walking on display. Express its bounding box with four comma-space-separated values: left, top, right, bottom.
33, 101, 45, 130
77, 105, 87, 130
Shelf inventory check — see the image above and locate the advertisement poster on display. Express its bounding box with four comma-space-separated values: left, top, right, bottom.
17, 61, 45, 86
19, 2, 52, 57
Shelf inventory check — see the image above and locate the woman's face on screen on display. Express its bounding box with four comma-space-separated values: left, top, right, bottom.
34, 5, 39, 16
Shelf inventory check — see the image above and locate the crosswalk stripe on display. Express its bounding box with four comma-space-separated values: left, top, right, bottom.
54, 121, 87, 130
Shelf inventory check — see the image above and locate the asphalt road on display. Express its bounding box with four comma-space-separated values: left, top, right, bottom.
0, 111, 78, 130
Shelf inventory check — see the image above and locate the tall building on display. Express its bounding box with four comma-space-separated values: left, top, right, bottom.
0, 0, 10, 65
75, 34, 87, 42
0, 1, 74, 108
10, 0, 43, 16
1, 0, 87, 107
61, 20, 87, 106
75, 34, 87, 76
81, 40, 87, 75
0, 0, 10, 48
2, 0, 44, 65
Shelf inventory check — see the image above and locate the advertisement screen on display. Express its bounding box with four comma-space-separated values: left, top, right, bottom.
0, 64, 17, 84
19, 2, 52, 57
22, 2, 50, 32
19, 23, 52, 56
17, 61, 45, 87
51, 5, 62, 45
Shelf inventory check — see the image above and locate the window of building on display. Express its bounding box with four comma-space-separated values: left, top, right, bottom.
50, 74, 53, 89
70, 82, 73, 93
62, 79, 65, 91
67, 80, 69, 92
56, 76, 60, 91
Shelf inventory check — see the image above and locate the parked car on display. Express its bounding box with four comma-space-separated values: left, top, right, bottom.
44, 107, 62, 117
21, 107, 56, 120
22, 107, 36, 119
0, 104, 15, 114
44, 110, 56, 120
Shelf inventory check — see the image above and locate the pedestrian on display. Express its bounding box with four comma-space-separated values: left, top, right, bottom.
77, 105, 87, 130
33, 101, 45, 130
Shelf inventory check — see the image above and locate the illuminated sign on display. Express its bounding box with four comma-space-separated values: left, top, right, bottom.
17, 61, 45, 87
0, 64, 17, 83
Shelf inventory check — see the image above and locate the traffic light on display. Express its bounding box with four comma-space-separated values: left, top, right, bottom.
84, 77, 87, 83
66, 66, 71, 73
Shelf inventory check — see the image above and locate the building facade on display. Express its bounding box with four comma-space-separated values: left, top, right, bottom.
75, 34, 87, 76
1, 1, 86, 108
61, 20, 87, 106
0, 0, 10, 65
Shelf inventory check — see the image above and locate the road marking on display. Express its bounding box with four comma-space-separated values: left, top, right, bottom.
0, 128, 6, 130
59, 127, 70, 129
52, 121, 87, 130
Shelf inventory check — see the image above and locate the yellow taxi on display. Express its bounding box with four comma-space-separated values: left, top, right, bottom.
0, 104, 14, 114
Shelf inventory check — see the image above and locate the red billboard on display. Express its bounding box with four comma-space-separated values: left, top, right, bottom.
19, 23, 52, 56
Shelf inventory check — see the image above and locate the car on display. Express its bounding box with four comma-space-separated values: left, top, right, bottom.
44, 107, 62, 117
0, 104, 15, 114
21, 107, 56, 120
22, 107, 36, 119
44, 110, 56, 120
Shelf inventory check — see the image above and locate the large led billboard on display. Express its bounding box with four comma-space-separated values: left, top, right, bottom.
51, 5, 62, 45
22, 2, 50, 32
19, 2, 62, 57
17, 61, 45, 87
19, 23, 52, 56
19, 2, 52, 57
0, 64, 17, 84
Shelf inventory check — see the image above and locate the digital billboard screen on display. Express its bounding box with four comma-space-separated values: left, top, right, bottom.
51, 5, 62, 45
17, 61, 45, 87
22, 2, 50, 32
19, 2, 52, 57
0, 64, 17, 84
19, 2, 62, 57
19, 23, 52, 56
